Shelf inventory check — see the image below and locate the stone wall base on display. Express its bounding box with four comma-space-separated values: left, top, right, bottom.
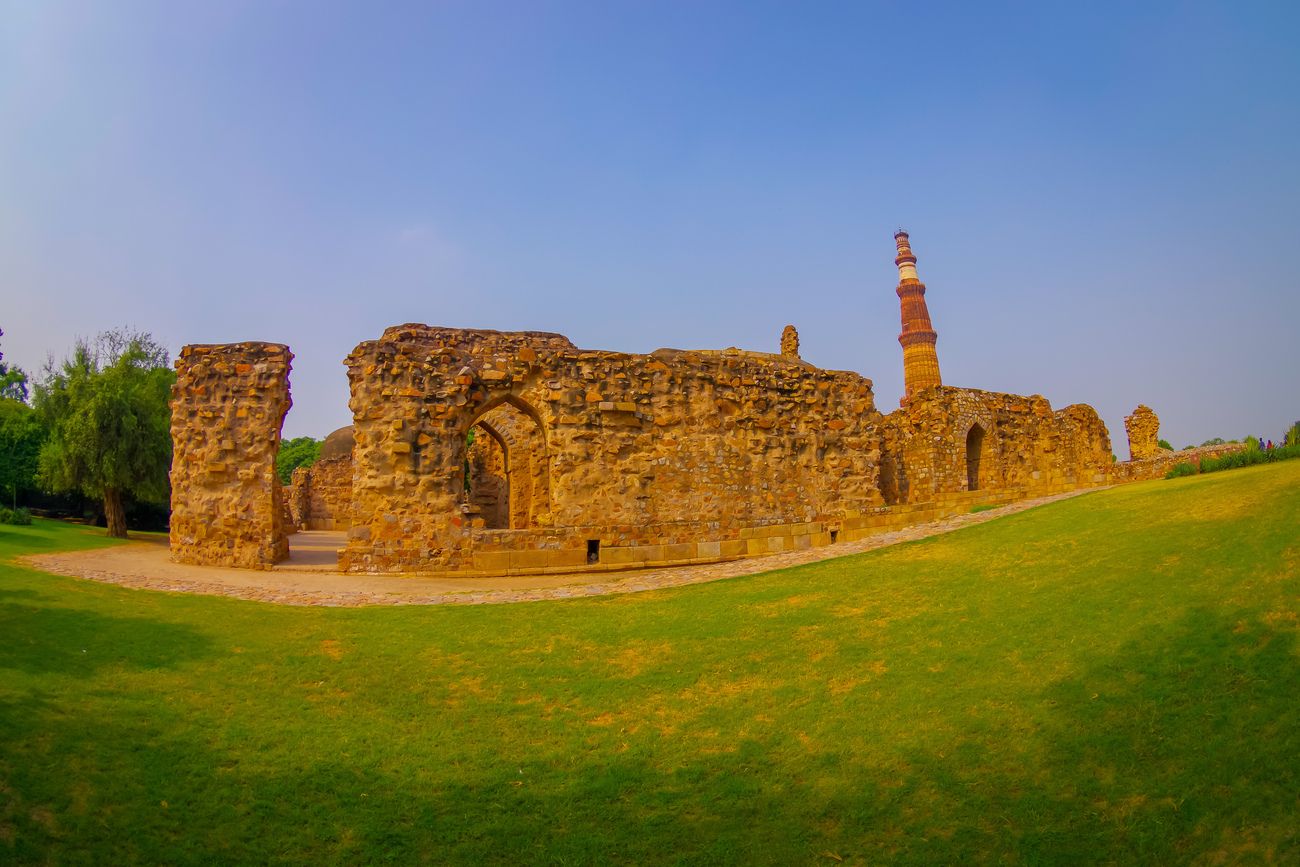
337, 485, 1068, 578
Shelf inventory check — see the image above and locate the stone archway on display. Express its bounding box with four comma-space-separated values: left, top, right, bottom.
966, 423, 986, 492
466, 423, 509, 529
465, 397, 550, 529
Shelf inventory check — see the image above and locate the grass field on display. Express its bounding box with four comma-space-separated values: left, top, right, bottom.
2, 463, 1297, 864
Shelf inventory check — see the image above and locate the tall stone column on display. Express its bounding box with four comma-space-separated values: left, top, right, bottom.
780, 324, 800, 359
1124, 404, 1160, 461
894, 230, 942, 405
169, 342, 293, 569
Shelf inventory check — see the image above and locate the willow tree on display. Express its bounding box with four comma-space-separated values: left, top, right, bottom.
35, 329, 174, 537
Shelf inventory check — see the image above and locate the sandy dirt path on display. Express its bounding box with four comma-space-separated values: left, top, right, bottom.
21, 489, 1097, 607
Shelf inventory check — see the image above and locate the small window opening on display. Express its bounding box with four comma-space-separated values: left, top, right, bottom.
829, 529, 839, 544
587, 539, 601, 564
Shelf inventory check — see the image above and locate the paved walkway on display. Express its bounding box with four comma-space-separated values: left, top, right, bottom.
22, 489, 1097, 607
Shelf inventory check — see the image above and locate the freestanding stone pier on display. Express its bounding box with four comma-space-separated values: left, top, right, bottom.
169, 342, 293, 569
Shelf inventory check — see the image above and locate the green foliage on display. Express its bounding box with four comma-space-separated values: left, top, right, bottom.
0, 506, 32, 525
276, 436, 322, 484
1285, 421, 1300, 447
1, 464, 1299, 862
969, 503, 996, 513
0, 327, 30, 402
1202, 442, 1300, 473
1157, 438, 1173, 450
1167, 442, 1300, 479
1200, 437, 1226, 447
33, 329, 174, 535
1244, 435, 1261, 451
0, 398, 46, 508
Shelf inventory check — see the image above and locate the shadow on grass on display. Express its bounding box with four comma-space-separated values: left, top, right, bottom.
882, 607, 1300, 863
0, 588, 44, 602
1, 608, 1296, 864
0, 523, 112, 555
0, 602, 215, 677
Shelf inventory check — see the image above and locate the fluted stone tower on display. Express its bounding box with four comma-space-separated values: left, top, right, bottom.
894, 230, 941, 405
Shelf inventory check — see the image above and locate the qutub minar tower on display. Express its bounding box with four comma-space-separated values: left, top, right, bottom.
893, 229, 942, 405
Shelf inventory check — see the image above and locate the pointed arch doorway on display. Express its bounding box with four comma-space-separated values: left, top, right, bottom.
466, 397, 551, 529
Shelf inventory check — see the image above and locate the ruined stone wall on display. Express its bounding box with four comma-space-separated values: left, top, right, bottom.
876, 386, 1112, 505
1110, 442, 1246, 484
286, 424, 356, 530
289, 455, 353, 530
169, 343, 292, 569
338, 325, 883, 573
1125, 404, 1161, 461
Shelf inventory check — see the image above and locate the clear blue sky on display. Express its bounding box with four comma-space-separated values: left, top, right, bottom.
3, 1, 1297, 450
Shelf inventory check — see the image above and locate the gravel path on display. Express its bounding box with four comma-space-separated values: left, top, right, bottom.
20, 489, 1098, 607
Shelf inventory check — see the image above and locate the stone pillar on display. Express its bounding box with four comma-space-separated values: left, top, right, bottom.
780, 324, 800, 359
288, 465, 311, 529
1124, 404, 1160, 461
894, 230, 942, 405
169, 343, 293, 569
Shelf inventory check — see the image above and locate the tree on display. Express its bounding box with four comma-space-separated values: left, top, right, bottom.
276, 436, 321, 484
34, 329, 174, 538
0, 327, 30, 401
0, 398, 45, 509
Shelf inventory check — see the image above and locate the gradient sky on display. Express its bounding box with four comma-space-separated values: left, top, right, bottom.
3, 1, 1297, 451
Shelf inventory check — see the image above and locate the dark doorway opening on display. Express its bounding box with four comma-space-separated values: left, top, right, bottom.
966, 424, 986, 491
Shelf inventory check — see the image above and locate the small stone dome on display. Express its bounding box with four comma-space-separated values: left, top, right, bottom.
319, 425, 354, 461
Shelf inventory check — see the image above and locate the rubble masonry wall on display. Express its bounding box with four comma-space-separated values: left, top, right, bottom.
169, 343, 292, 569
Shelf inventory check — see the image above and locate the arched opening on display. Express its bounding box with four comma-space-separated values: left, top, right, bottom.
465, 397, 550, 529
466, 423, 509, 529
966, 423, 985, 492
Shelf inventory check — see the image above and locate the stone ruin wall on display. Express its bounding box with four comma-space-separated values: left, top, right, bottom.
169, 343, 292, 569
1110, 441, 1246, 484
167, 331, 1228, 578
337, 325, 883, 573
1125, 404, 1161, 460
288, 455, 353, 530
877, 386, 1112, 506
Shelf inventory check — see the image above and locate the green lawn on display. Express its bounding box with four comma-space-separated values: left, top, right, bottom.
2, 463, 1297, 865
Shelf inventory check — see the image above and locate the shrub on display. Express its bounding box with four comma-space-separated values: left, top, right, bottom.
0, 506, 33, 525
1285, 421, 1300, 447
1158, 439, 1174, 451
1165, 463, 1198, 479
1200, 437, 1226, 447
969, 504, 996, 513
1203, 443, 1300, 474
